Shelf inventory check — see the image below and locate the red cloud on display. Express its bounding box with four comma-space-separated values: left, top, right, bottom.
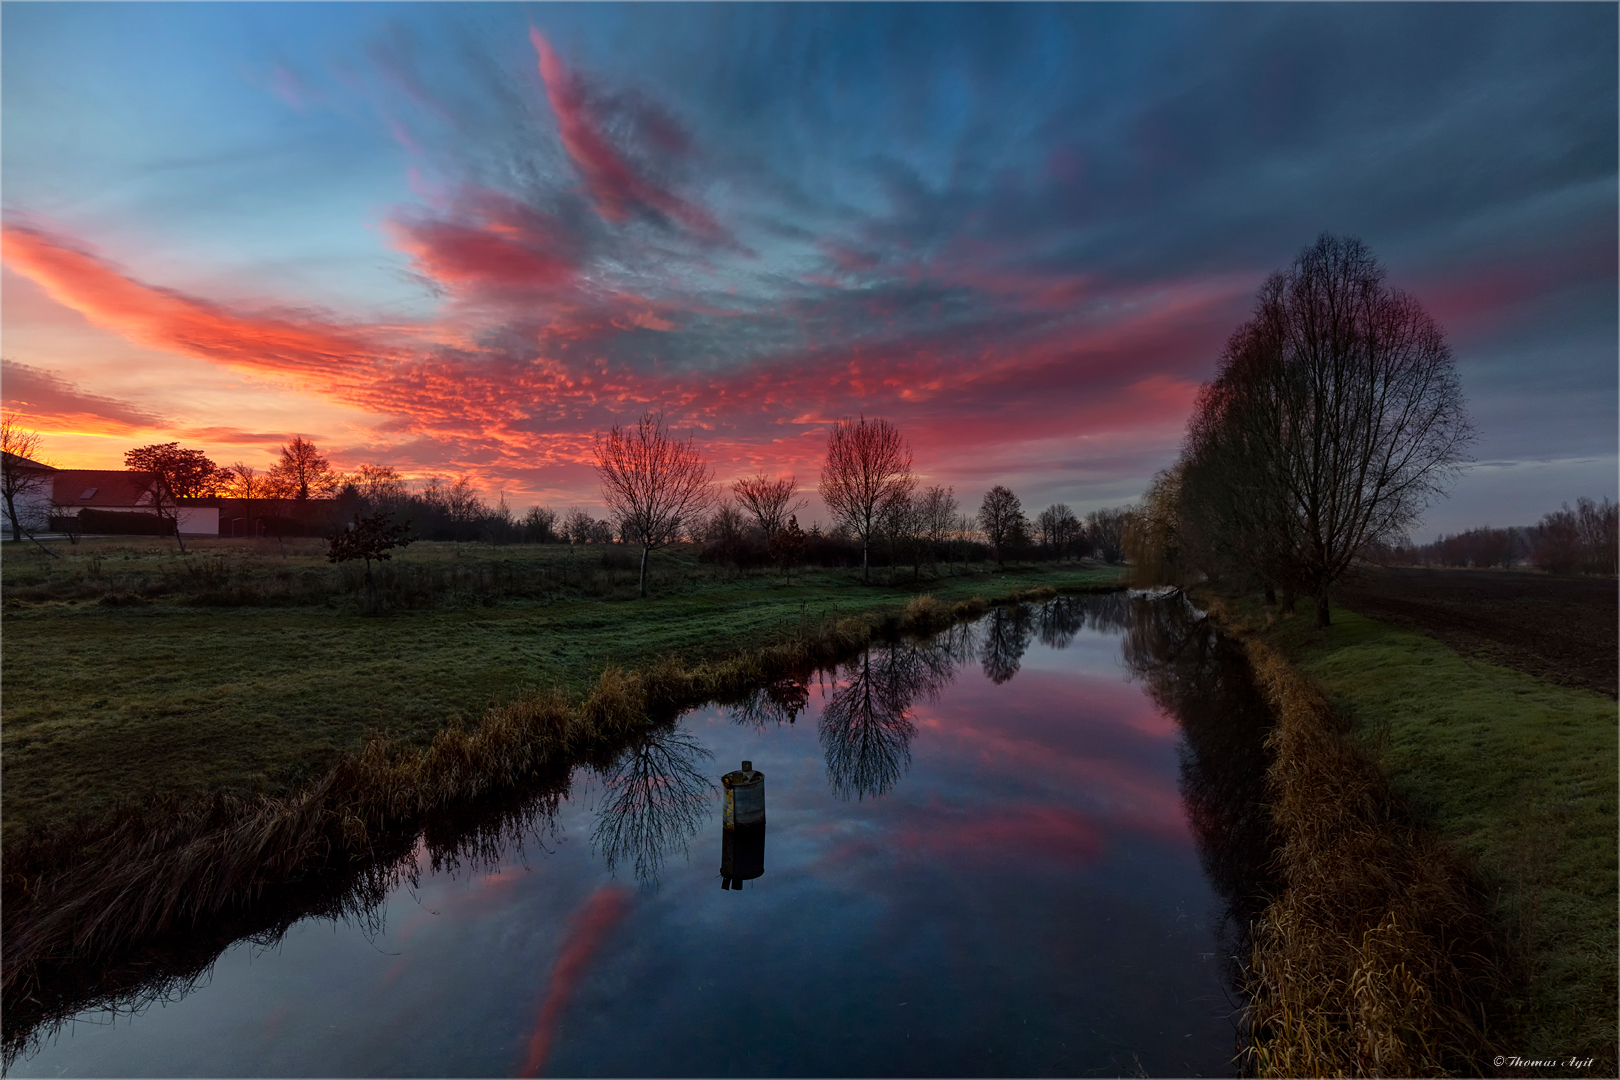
530, 30, 725, 242
1413, 237, 1617, 338
520, 885, 629, 1078
0, 358, 165, 435
1, 220, 1225, 503
388, 187, 582, 297
0, 225, 410, 388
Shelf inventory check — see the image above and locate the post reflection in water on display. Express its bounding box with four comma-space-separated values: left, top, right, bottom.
590, 722, 717, 888
720, 825, 766, 890
818, 628, 968, 801
9, 594, 1279, 1078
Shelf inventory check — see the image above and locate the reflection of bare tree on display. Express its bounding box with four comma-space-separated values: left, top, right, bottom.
591, 723, 716, 886
725, 676, 810, 729
1084, 591, 1136, 635
979, 604, 1035, 683
1120, 594, 1279, 994
820, 636, 961, 800
1035, 596, 1088, 649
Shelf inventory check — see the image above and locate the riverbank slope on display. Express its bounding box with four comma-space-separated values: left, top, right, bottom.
1211, 591, 1617, 1075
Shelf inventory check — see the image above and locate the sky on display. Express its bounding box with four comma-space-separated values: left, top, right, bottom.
2, 2, 1615, 535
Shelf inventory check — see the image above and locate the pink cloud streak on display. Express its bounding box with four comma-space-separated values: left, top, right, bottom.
530, 30, 725, 242
520, 885, 629, 1078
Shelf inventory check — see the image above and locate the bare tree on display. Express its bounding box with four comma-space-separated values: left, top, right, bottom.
702, 499, 751, 569
731, 474, 806, 547
268, 435, 338, 501
1, 414, 51, 543
769, 514, 808, 581
1036, 503, 1082, 560
1184, 233, 1474, 625
225, 461, 268, 538
917, 485, 959, 574
125, 443, 221, 554
594, 411, 715, 598
1571, 497, 1619, 575
1086, 507, 1132, 564
880, 490, 925, 582
524, 505, 559, 543
351, 463, 408, 509
819, 416, 915, 583
563, 506, 594, 544
1177, 311, 1319, 605
445, 476, 484, 542
978, 485, 1027, 567
1532, 497, 1619, 575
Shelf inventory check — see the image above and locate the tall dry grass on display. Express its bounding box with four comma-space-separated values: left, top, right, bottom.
1240, 635, 1502, 1077
2, 591, 1003, 1036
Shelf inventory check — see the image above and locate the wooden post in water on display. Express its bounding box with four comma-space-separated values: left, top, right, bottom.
720, 761, 766, 890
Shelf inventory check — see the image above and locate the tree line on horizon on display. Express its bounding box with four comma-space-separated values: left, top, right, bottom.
1377, 497, 1618, 576
587, 411, 1134, 597
0, 412, 1137, 589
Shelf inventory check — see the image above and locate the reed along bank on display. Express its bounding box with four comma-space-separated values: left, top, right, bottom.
2, 541, 1114, 1051
1203, 590, 1616, 1077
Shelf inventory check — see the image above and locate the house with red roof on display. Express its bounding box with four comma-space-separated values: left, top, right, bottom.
29, 469, 220, 536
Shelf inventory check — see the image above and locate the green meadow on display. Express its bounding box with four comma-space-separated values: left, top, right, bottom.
0, 536, 1125, 848
1254, 599, 1618, 1069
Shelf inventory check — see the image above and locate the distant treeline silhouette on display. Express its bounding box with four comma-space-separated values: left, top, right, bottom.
1381, 496, 1618, 575
24, 425, 1146, 583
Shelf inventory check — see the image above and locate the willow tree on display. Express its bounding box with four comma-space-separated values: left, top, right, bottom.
1180, 234, 1473, 625
819, 416, 915, 583
595, 412, 714, 597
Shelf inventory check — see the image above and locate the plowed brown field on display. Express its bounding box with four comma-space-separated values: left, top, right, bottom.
1336, 567, 1617, 698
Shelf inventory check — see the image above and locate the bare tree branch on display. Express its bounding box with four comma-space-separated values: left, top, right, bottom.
594, 412, 715, 598
818, 416, 915, 584
731, 474, 806, 547
1, 414, 51, 545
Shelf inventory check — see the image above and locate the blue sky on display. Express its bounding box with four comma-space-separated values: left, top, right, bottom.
3, 2, 1614, 532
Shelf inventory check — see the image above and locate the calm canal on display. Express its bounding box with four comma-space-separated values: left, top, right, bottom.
12, 594, 1275, 1078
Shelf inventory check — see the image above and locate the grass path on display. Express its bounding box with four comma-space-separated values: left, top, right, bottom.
1253, 600, 1617, 1069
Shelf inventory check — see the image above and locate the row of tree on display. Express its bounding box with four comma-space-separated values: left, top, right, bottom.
1382, 497, 1618, 575
591, 412, 1137, 596
1125, 234, 1477, 625
4, 413, 1137, 592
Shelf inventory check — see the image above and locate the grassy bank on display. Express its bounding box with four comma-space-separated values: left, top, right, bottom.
1212, 592, 1617, 1075
2, 563, 1085, 1049
2, 536, 1122, 850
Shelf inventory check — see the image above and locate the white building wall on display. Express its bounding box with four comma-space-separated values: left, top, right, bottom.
177, 507, 220, 535
11, 486, 53, 529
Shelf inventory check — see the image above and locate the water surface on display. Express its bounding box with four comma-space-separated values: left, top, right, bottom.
14, 595, 1272, 1077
